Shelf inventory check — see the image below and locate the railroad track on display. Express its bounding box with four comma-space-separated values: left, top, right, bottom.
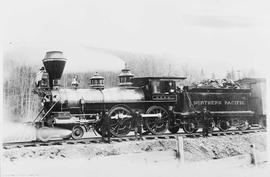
2, 128, 266, 149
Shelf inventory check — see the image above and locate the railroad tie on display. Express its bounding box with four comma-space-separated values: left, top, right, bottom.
2, 128, 265, 149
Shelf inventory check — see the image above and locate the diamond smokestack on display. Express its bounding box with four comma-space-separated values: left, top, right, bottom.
42, 51, 67, 89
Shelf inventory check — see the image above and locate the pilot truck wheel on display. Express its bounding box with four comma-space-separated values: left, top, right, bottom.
71, 126, 84, 140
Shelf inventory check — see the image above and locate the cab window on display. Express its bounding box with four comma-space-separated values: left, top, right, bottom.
151, 80, 175, 94
164, 81, 175, 93
151, 81, 161, 93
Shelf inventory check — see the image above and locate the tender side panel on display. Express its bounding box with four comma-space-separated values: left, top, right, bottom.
183, 88, 252, 112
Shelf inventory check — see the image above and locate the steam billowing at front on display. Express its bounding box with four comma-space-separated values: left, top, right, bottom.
3, 49, 126, 142
3, 49, 148, 142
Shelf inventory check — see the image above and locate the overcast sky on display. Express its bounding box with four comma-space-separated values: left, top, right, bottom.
3, 0, 270, 77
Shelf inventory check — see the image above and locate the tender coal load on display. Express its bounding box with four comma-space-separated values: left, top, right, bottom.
192, 79, 241, 89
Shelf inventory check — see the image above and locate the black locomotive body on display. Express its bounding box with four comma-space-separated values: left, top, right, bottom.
34, 51, 266, 140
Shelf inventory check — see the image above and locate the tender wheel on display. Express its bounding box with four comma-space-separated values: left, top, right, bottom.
218, 120, 230, 131
237, 120, 250, 131
109, 106, 132, 137
207, 120, 215, 133
145, 106, 169, 135
71, 126, 84, 140
168, 126, 180, 134
183, 121, 198, 134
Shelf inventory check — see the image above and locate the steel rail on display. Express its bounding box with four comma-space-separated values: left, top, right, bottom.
2, 128, 266, 149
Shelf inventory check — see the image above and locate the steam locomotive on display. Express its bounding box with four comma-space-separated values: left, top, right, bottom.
34, 51, 266, 140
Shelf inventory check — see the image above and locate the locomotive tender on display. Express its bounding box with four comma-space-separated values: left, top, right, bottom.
34, 51, 266, 140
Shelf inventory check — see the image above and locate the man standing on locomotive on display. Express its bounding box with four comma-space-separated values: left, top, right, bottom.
201, 107, 213, 137
35, 66, 45, 88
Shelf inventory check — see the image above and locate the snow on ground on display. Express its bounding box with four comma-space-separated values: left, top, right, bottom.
2, 151, 269, 177
3, 122, 37, 142
2, 132, 268, 177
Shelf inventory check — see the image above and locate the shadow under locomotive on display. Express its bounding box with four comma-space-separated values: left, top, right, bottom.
33, 51, 266, 141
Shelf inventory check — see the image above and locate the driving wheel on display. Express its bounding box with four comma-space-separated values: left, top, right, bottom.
109, 106, 132, 137
145, 106, 169, 134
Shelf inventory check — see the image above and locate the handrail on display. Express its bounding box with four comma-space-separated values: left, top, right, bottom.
33, 107, 45, 123
184, 91, 198, 112
38, 101, 59, 122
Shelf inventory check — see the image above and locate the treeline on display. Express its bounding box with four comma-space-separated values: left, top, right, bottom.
4, 54, 197, 121
3, 51, 257, 122
112, 51, 203, 85
3, 60, 40, 122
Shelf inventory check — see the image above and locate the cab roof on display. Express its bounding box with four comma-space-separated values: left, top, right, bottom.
133, 76, 186, 81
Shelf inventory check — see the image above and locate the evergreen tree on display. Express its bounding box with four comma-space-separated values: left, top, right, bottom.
226, 70, 232, 80
230, 68, 236, 80
200, 68, 206, 79
211, 73, 216, 79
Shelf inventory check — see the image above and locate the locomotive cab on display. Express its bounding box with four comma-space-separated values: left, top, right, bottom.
132, 77, 186, 101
